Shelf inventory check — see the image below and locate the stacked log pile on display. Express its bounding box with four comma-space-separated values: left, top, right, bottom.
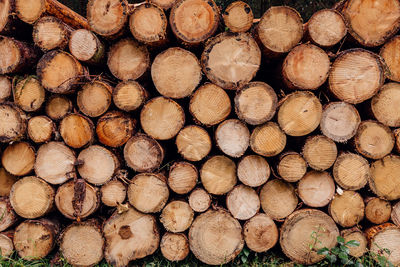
0, 0, 400, 266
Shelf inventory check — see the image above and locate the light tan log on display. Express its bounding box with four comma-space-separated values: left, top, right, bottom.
123, 134, 164, 172
333, 152, 369, 190
395, 128, 400, 153
149, 0, 176, 9
160, 200, 194, 233
215, 119, 250, 158
342, 228, 367, 258
176, 125, 212, 162
160, 233, 189, 262
366, 224, 400, 266
260, 179, 298, 220
45, 94, 72, 120
97, 111, 135, 148
302, 135, 337, 171
13, 76, 45, 112
168, 162, 198, 194
113, 80, 148, 112
59, 113, 94, 149
0, 168, 17, 197
371, 83, 400, 127
0, 197, 17, 232
77, 81, 112, 118
69, 29, 105, 64
27, 116, 55, 143
200, 155, 237, 195
201, 32, 261, 90
0, 0, 14, 34
0, 103, 26, 143
250, 122, 286, 157
101, 179, 126, 207
243, 213, 278, 253
152, 47, 201, 98
329, 191, 364, 227
0, 232, 14, 257
1, 142, 35, 176
188, 188, 211, 213
365, 197, 392, 224
237, 155, 270, 187
277, 152, 307, 182
226, 185, 260, 220
369, 155, 400, 200
278, 91, 322, 136
380, 35, 400, 82
0, 75, 11, 102
223, 1, 253, 33
189, 83, 231, 126
33, 16, 71, 51
298, 171, 335, 208
392, 201, 400, 226
354, 120, 394, 160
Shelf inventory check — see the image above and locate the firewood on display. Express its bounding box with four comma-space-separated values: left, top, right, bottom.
69, 29, 105, 64
100, 179, 126, 207
113, 80, 148, 112
0, 103, 26, 143
0, 0, 14, 34
1, 141, 35, 176
298, 171, 335, 207
0, 232, 13, 257
13, 76, 45, 112
237, 155, 270, 187
280, 209, 339, 265
380, 35, 400, 82
0, 168, 16, 197
243, 213, 278, 253
149, 0, 176, 10
0, 75, 11, 102
9, 176, 54, 219
365, 197, 392, 224
160, 233, 189, 262
278, 91, 322, 136
341, 228, 367, 258
188, 188, 211, 213
77, 81, 112, 118
371, 83, 400, 127
27, 115, 55, 143
201, 32, 261, 90
189, 83, 231, 126
302, 135, 337, 171
366, 224, 400, 266
33, 16, 72, 51
128, 173, 169, 213
97, 111, 135, 148
45, 94, 72, 120
168, 162, 198, 194
152, 47, 201, 98
259, 179, 298, 220
103, 206, 159, 266
332, 152, 369, 190
160, 200, 194, 233
223, 1, 253, 33
226, 185, 260, 220
189, 208, 243, 265
369, 155, 400, 200
328, 191, 364, 227
59, 113, 94, 149
395, 128, 400, 153
176, 125, 212, 162
250, 122, 286, 157
215, 119, 250, 158
0, 197, 17, 232
277, 152, 307, 182
200, 155, 237, 195
392, 201, 400, 226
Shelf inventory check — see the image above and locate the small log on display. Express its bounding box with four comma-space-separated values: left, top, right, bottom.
200, 155, 237, 195
223, 1, 253, 33
0, 75, 11, 102
60, 220, 104, 266
1, 141, 35, 176
100, 179, 126, 207
140, 96, 185, 140
160, 233, 189, 262
152, 47, 201, 98
27, 115, 55, 143
13, 76, 45, 112
354, 120, 394, 160
123, 134, 164, 172
260, 179, 298, 220
77, 81, 112, 118
392, 201, 400, 226
97, 111, 135, 148
366, 224, 400, 266
0, 197, 17, 232
189, 209, 243, 265
226, 185, 260, 220
369, 155, 400, 201
168, 162, 198, 195
280, 209, 339, 265
160, 200, 194, 233
0, 0, 15, 34
371, 83, 400, 127
215, 119, 250, 158
176, 125, 212, 162
188, 188, 211, 213
341, 228, 367, 258
329, 191, 364, 227
329, 49, 385, 104
237, 155, 270, 187
33, 16, 72, 51
0, 103, 26, 143
302, 135, 337, 171
0, 232, 14, 257
69, 29, 105, 64
298, 171, 335, 208
45, 94, 72, 120
278, 91, 322, 136
243, 213, 278, 253
333, 152, 369, 190
103, 206, 159, 267
149, 0, 176, 10
380, 35, 400, 82
250, 122, 286, 157
10, 176, 54, 219
107, 38, 149, 81
396, 128, 400, 152
189, 83, 231, 126
0, 168, 17, 197
14, 219, 59, 260
128, 173, 169, 213
15, 0, 46, 24
201, 32, 261, 90
365, 197, 392, 224
113, 80, 148, 112
59, 113, 94, 149
277, 152, 307, 183
34, 141, 76, 185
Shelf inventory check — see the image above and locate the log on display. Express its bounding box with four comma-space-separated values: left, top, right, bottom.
60, 220, 104, 266
45, 94, 72, 120
0, 0, 15, 34
127, 173, 169, 213
69, 29, 105, 64
189, 209, 243, 265
226, 185, 260, 220
354, 120, 394, 160
259, 179, 298, 220
152, 47, 201, 98
306, 9, 347, 47
277, 152, 307, 183
302, 135, 337, 171
189, 83, 231, 126
277, 91, 322, 136
328, 49, 385, 104
123, 134, 164, 172
100, 179, 126, 207
320, 102, 361, 143
160, 200, 194, 233
342, 0, 400, 47
365, 197, 392, 224
0, 168, 17, 197
369, 155, 400, 200
97, 111, 135, 148
33, 16, 71, 51
27, 115, 55, 143
0, 75, 11, 102
103, 206, 159, 267
223, 1, 253, 33
280, 209, 339, 265
0, 197, 17, 232
77, 81, 112, 118
0, 103, 26, 143
366, 224, 400, 266
0, 232, 14, 257
298, 171, 335, 208
282, 44, 330, 90
371, 82, 400, 127
13, 76, 45, 112
113, 80, 148, 112
243, 213, 278, 253
201, 32, 261, 90
396, 128, 400, 152
59, 113, 94, 149
168, 162, 198, 195
140, 97, 185, 140
380, 35, 400, 82
237, 155, 270, 187
1, 141, 35, 176
200, 155, 237, 195
328, 191, 364, 227
341, 228, 367, 258
107, 38, 149, 81
13, 219, 59, 260
160, 233, 189, 262
149, 0, 176, 10
234, 81, 277, 125
169, 0, 219, 45
176, 125, 212, 162
215, 119, 250, 158
34, 141, 76, 185
188, 188, 211, 213
250, 122, 286, 157
333, 152, 369, 190
256, 6, 303, 57
392, 201, 400, 226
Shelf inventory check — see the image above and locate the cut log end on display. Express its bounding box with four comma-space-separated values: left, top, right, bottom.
0, 168, 17, 197
365, 197, 392, 225
113, 80, 148, 112
298, 171, 335, 208
168, 162, 198, 195
244, 213, 278, 253
33, 16, 70, 51
0, 197, 17, 232
333, 152, 369, 190
226, 185, 260, 220
150, 0, 177, 10
367, 224, 400, 266
342, 229, 367, 258
2, 141, 35, 176
391, 201, 400, 226
302, 135, 337, 171
250, 122, 286, 157
371, 83, 400, 127
0, 75, 11, 102
0, 233, 14, 257
216, 119, 250, 158
329, 191, 364, 227
15, 0, 46, 24
188, 188, 211, 213
369, 155, 400, 201
176, 125, 212, 162
97, 111, 135, 148
0, 103, 26, 143
60, 114, 94, 149
160, 233, 189, 262
45, 95, 72, 120
77, 81, 112, 118
223, 1, 253, 33
69, 29, 105, 64
380, 35, 400, 82
101, 179, 126, 207
28, 116, 55, 143
160, 200, 194, 233
14, 76, 45, 112
277, 152, 307, 182
238, 155, 270, 187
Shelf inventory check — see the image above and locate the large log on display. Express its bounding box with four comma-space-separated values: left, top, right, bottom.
45, 94, 72, 120
277, 152, 307, 183
380, 35, 400, 82
59, 113, 94, 149
0, 232, 14, 257
27, 116, 55, 144
365, 197, 392, 225
302, 135, 337, 171
113, 80, 148, 112
371, 82, 400, 127
328, 191, 364, 227
250, 122, 286, 157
